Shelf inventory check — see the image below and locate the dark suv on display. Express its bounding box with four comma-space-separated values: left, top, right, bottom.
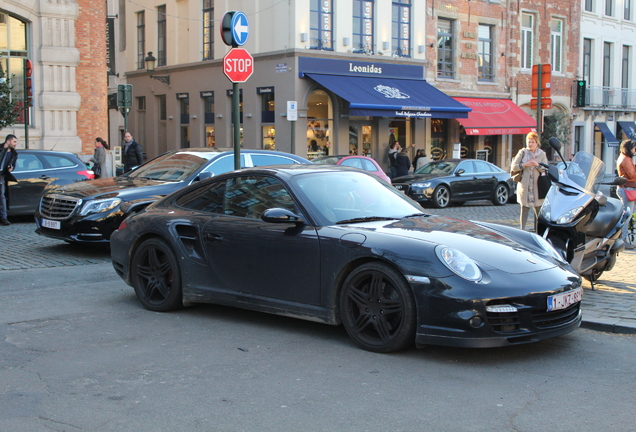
34, 148, 310, 243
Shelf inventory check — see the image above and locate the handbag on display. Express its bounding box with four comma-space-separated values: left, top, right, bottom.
625, 188, 636, 201
538, 174, 551, 199
92, 161, 102, 177
511, 169, 522, 183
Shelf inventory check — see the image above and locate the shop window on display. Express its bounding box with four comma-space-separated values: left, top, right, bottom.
306, 89, 333, 159
0, 13, 28, 124
181, 125, 190, 148
263, 126, 275, 150
261, 91, 275, 123
158, 94, 166, 120
206, 127, 215, 147
430, 119, 448, 160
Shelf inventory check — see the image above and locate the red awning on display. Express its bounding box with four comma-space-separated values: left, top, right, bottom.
452, 97, 537, 135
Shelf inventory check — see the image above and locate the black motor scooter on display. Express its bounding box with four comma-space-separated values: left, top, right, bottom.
537, 138, 628, 287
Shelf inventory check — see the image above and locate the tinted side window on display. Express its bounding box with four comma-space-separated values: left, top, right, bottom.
340, 158, 363, 169
474, 161, 491, 173
41, 154, 77, 168
176, 180, 226, 213
14, 154, 45, 172
458, 162, 475, 174
361, 159, 377, 171
250, 154, 298, 167
202, 155, 246, 175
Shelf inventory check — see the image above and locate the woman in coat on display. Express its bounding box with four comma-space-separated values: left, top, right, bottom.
616, 139, 636, 249
395, 148, 411, 178
90, 137, 108, 179
511, 131, 548, 231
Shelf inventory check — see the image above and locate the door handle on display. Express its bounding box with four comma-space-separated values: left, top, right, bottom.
40, 175, 50, 179
204, 233, 223, 242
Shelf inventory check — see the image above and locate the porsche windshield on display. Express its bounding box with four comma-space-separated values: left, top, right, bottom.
127, 151, 217, 182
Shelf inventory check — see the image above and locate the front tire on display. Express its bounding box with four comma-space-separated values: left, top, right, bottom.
130, 238, 183, 312
339, 262, 416, 353
432, 185, 450, 208
492, 183, 509, 206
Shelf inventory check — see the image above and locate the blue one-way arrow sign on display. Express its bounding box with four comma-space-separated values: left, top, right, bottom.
231, 12, 249, 46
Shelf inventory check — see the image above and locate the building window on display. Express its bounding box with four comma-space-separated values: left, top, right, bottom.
625, 0, 632, 20
478, 24, 494, 81
521, 14, 534, 69
0, 13, 28, 124
583, 38, 592, 83
136, 11, 145, 69
603, 42, 612, 105
179, 96, 189, 125
585, 0, 594, 12
137, 96, 146, 110
550, 19, 563, 72
392, 0, 411, 57
158, 94, 166, 121
605, 0, 613, 16
261, 92, 275, 123
437, 18, 454, 78
310, 0, 333, 50
203, 93, 214, 124
623, 45, 630, 106
574, 126, 583, 154
203, 0, 214, 60
353, 0, 374, 54
157, 5, 166, 67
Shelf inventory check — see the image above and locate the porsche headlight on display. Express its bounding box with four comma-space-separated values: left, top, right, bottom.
532, 233, 567, 263
79, 198, 122, 216
436, 246, 482, 282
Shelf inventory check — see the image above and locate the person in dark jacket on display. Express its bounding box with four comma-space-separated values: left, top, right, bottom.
395, 148, 411, 178
0, 134, 19, 226
122, 131, 144, 173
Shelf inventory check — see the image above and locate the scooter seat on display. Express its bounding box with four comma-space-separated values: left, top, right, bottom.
586, 197, 623, 238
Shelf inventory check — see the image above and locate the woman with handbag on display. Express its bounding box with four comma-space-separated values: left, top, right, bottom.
616, 139, 636, 249
511, 131, 548, 231
90, 137, 108, 179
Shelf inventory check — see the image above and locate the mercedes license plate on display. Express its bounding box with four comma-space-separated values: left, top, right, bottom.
41, 219, 61, 230
547, 287, 582, 311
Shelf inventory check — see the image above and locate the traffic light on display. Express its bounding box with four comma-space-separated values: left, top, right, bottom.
25, 59, 33, 106
575, 80, 587, 107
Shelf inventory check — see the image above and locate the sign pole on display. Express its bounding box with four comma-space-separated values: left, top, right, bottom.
233, 83, 240, 170
23, 59, 29, 149
536, 64, 542, 139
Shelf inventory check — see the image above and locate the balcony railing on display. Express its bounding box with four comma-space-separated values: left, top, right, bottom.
584, 86, 636, 109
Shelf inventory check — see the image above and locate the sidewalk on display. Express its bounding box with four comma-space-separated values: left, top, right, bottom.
2, 205, 636, 334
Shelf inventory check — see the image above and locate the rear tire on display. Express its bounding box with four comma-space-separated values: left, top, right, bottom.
492, 183, 509, 206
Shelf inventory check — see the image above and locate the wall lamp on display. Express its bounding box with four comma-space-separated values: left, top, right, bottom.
300, 33, 308, 42
144, 52, 170, 85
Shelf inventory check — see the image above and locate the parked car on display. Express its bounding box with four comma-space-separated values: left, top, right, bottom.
8, 150, 94, 216
311, 154, 391, 183
34, 149, 310, 243
111, 164, 582, 352
392, 159, 514, 208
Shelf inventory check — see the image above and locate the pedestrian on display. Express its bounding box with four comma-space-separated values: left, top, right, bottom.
122, 131, 143, 173
388, 141, 399, 179
511, 131, 548, 231
0, 134, 19, 226
395, 146, 411, 178
413, 149, 430, 171
616, 139, 636, 249
90, 137, 108, 179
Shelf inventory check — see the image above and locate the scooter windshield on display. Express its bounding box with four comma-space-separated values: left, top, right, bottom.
561, 152, 606, 194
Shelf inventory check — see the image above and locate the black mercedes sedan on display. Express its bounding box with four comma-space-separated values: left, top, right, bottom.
110, 165, 582, 352
34, 149, 310, 243
392, 159, 514, 208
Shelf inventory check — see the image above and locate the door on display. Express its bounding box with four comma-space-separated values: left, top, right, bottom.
473, 160, 499, 198
9, 153, 54, 215
349, 123, 373, 156
449, 160, 479, 199
200, 174, 321, 305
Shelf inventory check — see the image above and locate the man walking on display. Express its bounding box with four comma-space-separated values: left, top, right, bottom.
0, 134, 18, 226
122, 131, 144, 173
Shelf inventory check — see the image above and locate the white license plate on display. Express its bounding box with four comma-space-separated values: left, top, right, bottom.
547, 287, 582, 311
41, 219, 61, 230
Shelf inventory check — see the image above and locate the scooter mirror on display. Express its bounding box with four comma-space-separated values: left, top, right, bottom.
614, 176, 628, 186
596, 192, 607, 207
548, 137, 562, 151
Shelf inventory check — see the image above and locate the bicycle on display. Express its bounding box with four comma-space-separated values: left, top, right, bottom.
629, 213, 636, 245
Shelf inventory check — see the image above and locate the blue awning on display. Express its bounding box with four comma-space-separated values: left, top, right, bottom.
617, 121, 636, 139
594, 122, 620, 147
305, 73, 471, 119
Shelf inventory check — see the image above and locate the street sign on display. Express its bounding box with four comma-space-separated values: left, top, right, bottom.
532, 64, 552, 98
223, 48, 254, 83
530, 97, 552, 110
220, 11, 249, 47
117, 84, 133, 109
287, 101, 298, 121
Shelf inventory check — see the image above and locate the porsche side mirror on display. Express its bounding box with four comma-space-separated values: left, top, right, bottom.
261, 208, 304, 225
197, 171, 214, 181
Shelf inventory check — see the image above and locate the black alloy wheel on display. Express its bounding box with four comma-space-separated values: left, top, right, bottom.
492, 183, 509, 206
432, 185, 451, 208
130, 238, 183, 312
340, 262, 416, 353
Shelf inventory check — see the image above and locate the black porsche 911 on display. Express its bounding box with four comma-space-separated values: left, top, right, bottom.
392, 159, 515, 208
110, 165, 582, 352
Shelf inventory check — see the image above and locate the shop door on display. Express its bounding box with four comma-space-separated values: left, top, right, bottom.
349, 123, 373, 157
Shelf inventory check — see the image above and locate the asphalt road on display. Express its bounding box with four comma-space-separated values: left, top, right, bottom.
1, 210, 636, 431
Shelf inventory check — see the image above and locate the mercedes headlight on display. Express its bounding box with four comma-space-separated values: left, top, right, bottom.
79, 198, 122, 216
436, 246, 482, 282
532, 233, 567, 263
411, 182, 432, 189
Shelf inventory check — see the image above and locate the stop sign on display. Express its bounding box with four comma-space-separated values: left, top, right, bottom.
223, 48, 253, 83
